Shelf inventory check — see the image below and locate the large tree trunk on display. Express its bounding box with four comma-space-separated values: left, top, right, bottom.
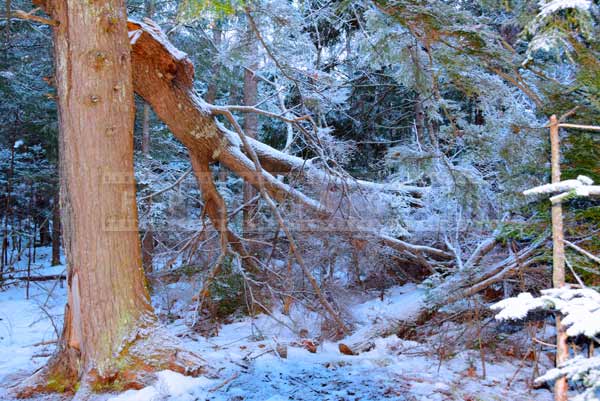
46, 0, 153, 381
18, 2, 202, 396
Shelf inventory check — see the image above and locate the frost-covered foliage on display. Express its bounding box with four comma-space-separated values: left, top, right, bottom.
492, 287, 600, 398
358, 1, 545, 236
525, 0, 596, 59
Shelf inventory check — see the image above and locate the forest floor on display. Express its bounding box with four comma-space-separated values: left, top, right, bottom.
0, 248, 556, 401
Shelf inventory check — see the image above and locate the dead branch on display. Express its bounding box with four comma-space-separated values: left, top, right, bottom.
13, 274, 66, 282
139, 167, 193, 201
126, 18, 441, 266
4, 9, 59, 26
564, 240, 600, 265
209, 105, 350, 334
465, 236, 498, 269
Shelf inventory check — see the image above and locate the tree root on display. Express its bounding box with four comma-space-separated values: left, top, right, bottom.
13, 325, 205, 398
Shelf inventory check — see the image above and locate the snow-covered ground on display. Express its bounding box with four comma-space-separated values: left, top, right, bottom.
0, 248, 65, 390
0, 248, 554, 401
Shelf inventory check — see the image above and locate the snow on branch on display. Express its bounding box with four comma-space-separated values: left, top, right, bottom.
523, 175, 594, 195
491, 287, 600, 337
523, 175, 600, 202
536, 356, 600, 401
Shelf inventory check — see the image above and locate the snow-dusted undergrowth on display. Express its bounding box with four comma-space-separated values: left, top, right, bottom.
0, 249, 553, 401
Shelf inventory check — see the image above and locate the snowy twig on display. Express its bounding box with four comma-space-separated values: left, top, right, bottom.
139, 167, 193, 201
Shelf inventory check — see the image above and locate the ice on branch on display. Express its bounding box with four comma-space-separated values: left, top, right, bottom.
491, 287, 600, 337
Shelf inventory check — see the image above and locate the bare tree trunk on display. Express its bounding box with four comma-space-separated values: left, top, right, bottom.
142, 213, 154, 274
241, 25, 259, 238
141, 103, 152, 155
140, 0, 154, 156
205, 24, 222, 104
549, 114, 568, 401
2, 135, 15, 274
414, 93, 425, 147
51, 191, 61, 266
15, 1, 204, 395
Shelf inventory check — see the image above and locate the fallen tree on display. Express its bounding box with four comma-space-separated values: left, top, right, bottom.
125, 18, 453, 330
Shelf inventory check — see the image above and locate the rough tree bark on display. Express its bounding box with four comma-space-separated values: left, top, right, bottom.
18, 1, 202, 396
